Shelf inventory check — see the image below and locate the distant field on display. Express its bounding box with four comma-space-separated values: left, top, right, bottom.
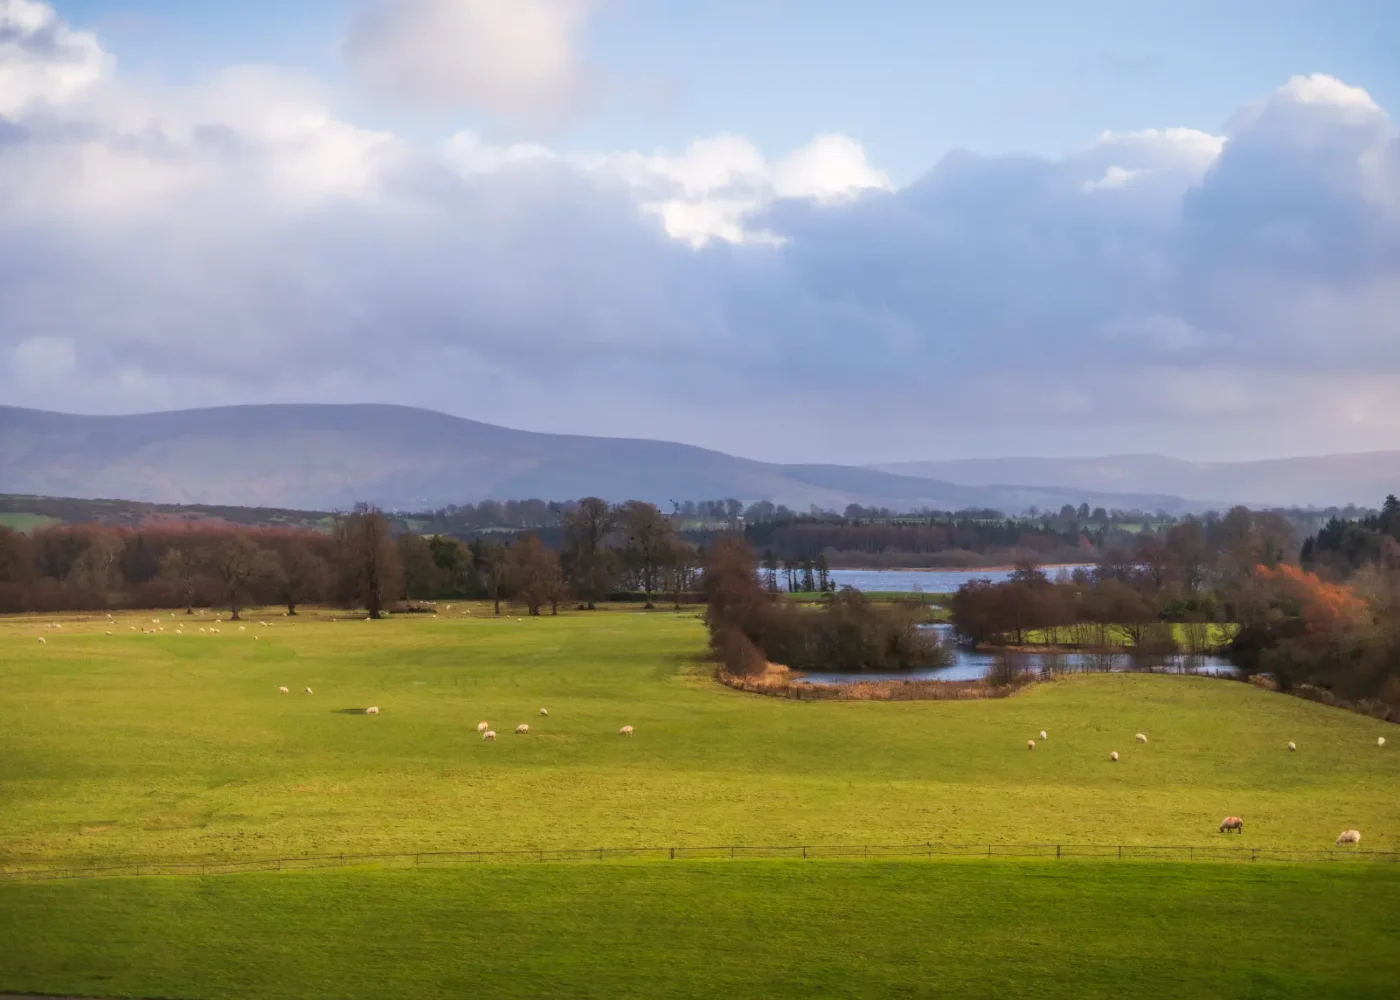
2, 606, 1395, 868
1019, 623, 1239, 648
3, 861, 1398, 999
0, 512, 61, 533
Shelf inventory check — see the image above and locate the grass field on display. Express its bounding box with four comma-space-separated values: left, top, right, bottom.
2, 606, 1396, 866
0, 511, 61, 533
3, 605, 1399, 998
3, 862, 1399, 999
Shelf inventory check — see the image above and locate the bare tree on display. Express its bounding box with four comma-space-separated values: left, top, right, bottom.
335, 504, 401, 619
619, 500, 673, 609
506, 534, 565, 616
477, 539, 509, 616
159, 547, 199, 615
563, 497, 615, 609
277, 541, 326, 616
207, 534, 260, 621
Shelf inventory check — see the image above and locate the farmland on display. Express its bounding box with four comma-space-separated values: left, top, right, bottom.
1, 606, 1398, 998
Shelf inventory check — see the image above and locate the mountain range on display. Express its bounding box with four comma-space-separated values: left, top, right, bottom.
1, 405, 1206, 514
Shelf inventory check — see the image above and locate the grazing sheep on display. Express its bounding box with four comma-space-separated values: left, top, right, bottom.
1380, 737, 1387, 747
1039, 730, 1048, 740
1027, 739, 1036, 750
1135, 733, 1148, 743
540, 708, 549, 717
1288, 741, 1297, 751
1109, 751, 1119, 761
37, 636, 45, 644
477, 721, 489, 732
1336, 829, 1361, 846
279, 686, 289, 694
366, 706, 380, 715
239, 625, 246, 631
1220, 816, 1243, 834
104, 631, 112, 636
304, 687, 313, 695
515, 724, 529, 734
620, 725, 634, 736
483, 730, 496, 741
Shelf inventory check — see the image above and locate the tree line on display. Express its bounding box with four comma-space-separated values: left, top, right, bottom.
0, 498, 706, 618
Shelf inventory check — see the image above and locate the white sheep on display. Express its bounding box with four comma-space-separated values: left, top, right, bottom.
37, 636, 46, 644
279, 686, 289, 694
620, 725, 634, 736
105, 631, 112, 636
1039, 730, 1048, 740
1135, 733, 1148, 743
304, 687, 313, 695
366, 706, 380, 715
1109, 751, 1119, 761
1027, 739, 1036, 750
477, 721, 490, 733
1288, 741, 1297, 751
540, 708, 549, 717
515, 724, 529, 734
239, 625, 246, 631
1336, 829, 1361, 846
483, 730, 497, 741
1380, 737, 1387, 748
1219, 816, 1243, 834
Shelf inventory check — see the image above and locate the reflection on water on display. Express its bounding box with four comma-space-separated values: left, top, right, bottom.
795, 625, 1240, 685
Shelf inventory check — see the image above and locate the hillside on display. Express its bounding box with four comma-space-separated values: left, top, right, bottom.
874, 454, 1400, 509
0, 406, 1204, 514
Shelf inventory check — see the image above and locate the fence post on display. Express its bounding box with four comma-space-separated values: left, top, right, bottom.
1251, 849, 1257, 862
1118, 845, 1122, 859
803, 846, 807, 859
1056, 844, 1061, 859
669, 847, 674, 860
730, 846, 735, 859
415, 853, 420, 867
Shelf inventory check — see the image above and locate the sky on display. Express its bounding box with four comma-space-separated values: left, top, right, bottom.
3, 0, 1400, 463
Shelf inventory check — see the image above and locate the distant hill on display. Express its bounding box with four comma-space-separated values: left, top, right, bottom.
873, 455, 1400, 509
0, 405, 1205, 514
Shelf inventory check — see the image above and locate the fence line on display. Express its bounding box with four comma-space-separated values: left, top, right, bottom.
1, 841, 1397, 883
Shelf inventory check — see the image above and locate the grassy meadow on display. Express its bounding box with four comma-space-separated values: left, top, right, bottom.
1, 605, 1397, 865
3, 604, 1399, 998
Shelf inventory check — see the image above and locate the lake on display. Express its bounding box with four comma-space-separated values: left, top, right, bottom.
827, 566, 1091, 594
795, 625, 1240, 685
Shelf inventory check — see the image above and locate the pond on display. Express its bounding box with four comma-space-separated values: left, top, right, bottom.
794, 626, 1240, 685
826, 566, 1092, 594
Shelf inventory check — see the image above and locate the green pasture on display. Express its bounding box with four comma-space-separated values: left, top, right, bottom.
1018, 622, 1240, 648
3, 861, 1398, 999
0, 511, 61, 533
1, 605, 1395, 869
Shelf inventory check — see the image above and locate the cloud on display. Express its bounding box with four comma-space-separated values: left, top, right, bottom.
2, 6, 1399, 466
343, 0, 597, 125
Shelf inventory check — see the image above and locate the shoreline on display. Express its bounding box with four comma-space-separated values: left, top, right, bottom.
830, 563, 1089, 573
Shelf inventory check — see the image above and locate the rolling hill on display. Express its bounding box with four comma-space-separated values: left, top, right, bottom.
873, 455, 1400, 510
0, 405, 1204, 514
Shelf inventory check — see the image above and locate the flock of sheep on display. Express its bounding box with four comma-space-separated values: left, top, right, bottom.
1024, 727, 1381, 846
274, 689, 635, 740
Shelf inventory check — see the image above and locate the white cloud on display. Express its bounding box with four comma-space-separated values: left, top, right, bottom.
0, 0, 109, 116
1, 9, 1399, 462
344, 0, 596, 124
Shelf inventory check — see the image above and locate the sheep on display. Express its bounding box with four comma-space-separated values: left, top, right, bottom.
482, 730, 497, 741
1336, 829, 1361, 846
37, 636, 46, 644
477, 721, 490, 733
620, 725, 634, 736
515, 724, 530, 734
104, 630, 112, 636
1109, 751, 1119, 761
1027, 739, 1036, 750
539, 708, 549, 717
1135, 733, 1148, 743
1380, 737, 1388, 748
239, 625, 246, 631
1039, 730, 1048, 740
304, 687, 313, 695
366, 706, 380, 715
1288, 741, 1297, 751
1219, 816, 1243, 834
279, 686, 290, 694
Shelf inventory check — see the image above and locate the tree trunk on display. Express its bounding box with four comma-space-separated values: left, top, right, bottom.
287, 601, 298, 616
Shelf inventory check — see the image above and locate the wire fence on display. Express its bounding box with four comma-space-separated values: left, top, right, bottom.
2, 841, 1397, 883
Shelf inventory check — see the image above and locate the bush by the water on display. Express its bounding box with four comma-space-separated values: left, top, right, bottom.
703, 538, 947, 675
